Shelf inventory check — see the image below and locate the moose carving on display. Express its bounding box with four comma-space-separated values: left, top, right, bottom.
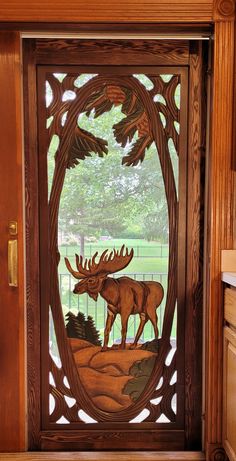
65, 245, 164, 350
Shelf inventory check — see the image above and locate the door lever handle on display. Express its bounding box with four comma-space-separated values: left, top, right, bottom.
8, 239, 18, 287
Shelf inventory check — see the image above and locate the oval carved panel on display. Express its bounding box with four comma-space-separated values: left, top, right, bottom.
38, 69, 185, 424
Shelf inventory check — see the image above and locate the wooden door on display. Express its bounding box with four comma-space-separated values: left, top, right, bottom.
24, 39, 205, 451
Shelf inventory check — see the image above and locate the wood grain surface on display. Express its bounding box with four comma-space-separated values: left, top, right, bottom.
0, 453, 205, 461
221, 249, 236, 271
22, 35, 192, 450
25, 37, 203, 449
0, 1, 213, 23
0, 31, 26, 451
224, 288, 236, 328
223, 327, 236, 461
185, 41, 204, 450
23, 39, 41, 450
0, 12, 234, 456
40, 429, 185, 451
0, 23, 213, 35
233, 18, 236, 247
35, 39, 189, 65
204, 19, 235, 460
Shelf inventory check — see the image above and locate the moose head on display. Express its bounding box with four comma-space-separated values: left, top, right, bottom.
65, 245, 134, 301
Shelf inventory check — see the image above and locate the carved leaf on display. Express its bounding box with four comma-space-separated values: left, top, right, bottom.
67, 126, 108, 169
122, 135, 152, 167
113, 111, 141, 147
85, 88, 113, 118
122, 88, 140, 114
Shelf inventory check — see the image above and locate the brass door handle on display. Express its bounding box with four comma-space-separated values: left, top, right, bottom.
8, 239, 18, 287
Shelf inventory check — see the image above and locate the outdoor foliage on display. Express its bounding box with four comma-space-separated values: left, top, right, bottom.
54, 106, 170, 251
47, 74, 179, 252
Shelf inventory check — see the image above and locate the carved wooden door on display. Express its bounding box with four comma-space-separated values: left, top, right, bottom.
24, 39, 205, 450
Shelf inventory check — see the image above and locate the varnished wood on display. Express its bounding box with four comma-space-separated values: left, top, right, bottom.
232, 18, 236, 248
208, 446, 228, 461
204, 20, 235, 460
0, 1, 214, 23
233, 25, 236, 172
213, 0, 235, 21
221, 250, 236, 271
223, 326, 236, 461
66, 247, 164, 349
23, 39, 41, 450
0, 10, 235, 457
234, 187, 236, 248
40, 429, 185, 450
224, 288, 236, 328
24, 39, 200, 448
0, 22, 213, 36
185, 41, 205, 450
36, 63, 184, 439
35, 39, 190, 66
0, 452, 206, 461
0, 31, 26, 451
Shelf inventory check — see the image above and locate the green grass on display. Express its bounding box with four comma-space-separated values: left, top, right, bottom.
60, 238, 169, 258
59, 238, 168, 274
59, 255, 168, 274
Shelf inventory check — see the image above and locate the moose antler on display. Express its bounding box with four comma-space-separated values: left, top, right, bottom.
65, 245, 134, 279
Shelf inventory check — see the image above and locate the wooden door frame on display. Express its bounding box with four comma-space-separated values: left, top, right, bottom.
0, 1, 235, 458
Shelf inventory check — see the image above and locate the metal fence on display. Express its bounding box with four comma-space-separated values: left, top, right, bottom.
59, 272, 169, 344
60, 244, 169, 259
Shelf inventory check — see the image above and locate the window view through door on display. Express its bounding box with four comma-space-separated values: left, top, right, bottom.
25, 39, 204, 450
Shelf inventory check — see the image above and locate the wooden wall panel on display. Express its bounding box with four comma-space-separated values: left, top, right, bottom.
0, 1, 213, 23
0, 32, 26, 451
233, 15, 236, 248
204, 19, 235, 461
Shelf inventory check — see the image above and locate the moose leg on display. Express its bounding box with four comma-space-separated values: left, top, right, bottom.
131, 312, 147, 349
147, 307, 159, 339
102, 309, 116, 351
120, 313, 129, 349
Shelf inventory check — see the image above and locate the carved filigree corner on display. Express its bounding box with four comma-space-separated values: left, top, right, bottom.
209, 447, 228, 461
213, 0, 235, 21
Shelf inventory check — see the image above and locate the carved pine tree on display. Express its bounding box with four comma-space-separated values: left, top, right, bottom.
65, 311, 86, 339
77, 311, 86, 335
85, 315, 102, 346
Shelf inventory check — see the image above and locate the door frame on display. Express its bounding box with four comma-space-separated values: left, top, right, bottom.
0, 6, 235, 459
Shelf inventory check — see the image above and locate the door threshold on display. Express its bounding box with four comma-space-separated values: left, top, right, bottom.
0, 452, 205, 461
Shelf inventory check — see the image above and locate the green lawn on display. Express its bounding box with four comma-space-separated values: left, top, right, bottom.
60, 238, 169, 258
59, 238, 168, 274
